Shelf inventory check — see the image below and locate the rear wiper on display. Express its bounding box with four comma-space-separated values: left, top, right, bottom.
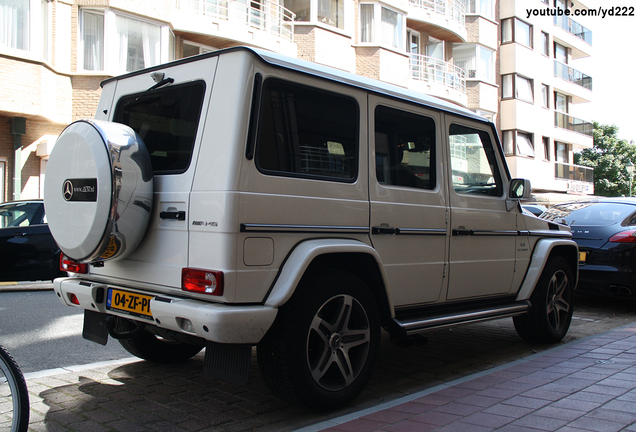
124, 74, 174, 109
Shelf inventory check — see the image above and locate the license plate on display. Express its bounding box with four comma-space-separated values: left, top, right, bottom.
107, 288, 154, 320
579, 251, 587, 264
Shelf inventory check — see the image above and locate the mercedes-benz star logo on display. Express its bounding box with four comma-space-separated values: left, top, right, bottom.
63, 180, 74, 201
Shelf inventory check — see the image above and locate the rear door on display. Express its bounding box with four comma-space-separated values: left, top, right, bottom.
445, 117, 517, 300
368, 96, 448, 307
89, 58, 218, 288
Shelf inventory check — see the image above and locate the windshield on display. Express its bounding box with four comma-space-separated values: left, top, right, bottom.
541, 202, 636, 226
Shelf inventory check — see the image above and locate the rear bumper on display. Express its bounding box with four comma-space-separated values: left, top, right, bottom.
53, 277, 278, 344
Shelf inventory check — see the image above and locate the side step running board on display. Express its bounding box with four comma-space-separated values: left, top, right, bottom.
391, 301, 531, 337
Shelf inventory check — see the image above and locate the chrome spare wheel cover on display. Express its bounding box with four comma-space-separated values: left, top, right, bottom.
44, 120, 153, 263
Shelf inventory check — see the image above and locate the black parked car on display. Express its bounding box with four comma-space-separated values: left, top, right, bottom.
0, 200, 65, 282
541, 197, 636, 298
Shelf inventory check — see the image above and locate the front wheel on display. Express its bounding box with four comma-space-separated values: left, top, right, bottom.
257, 270, 380, 411
514, 256, 574, 344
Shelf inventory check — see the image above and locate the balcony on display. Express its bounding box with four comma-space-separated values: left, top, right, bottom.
176, 0, 295, 43
407, 0, 467, 42
554, 60, 592, 90
410, 53, 466, 96
555, 162, 593, 183
554, 14, 592, 45
554, 112, 593, 137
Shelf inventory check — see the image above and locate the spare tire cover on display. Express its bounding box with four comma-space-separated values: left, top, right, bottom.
44, 120, 153, 263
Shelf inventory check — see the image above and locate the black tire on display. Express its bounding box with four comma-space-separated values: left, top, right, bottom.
257, 270, 380, 411
514, 256, 574, 344
0, 344, 30, 432
115, 318, 203, 363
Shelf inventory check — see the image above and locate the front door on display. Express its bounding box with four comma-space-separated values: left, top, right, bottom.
446, 117, 517, 300
368, 96, 448, 307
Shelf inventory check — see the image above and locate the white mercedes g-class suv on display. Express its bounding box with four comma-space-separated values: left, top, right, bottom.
44, 47, 577, 411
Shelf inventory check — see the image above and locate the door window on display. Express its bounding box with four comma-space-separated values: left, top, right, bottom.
375, 106, 436, 190
449, 124, 502, 197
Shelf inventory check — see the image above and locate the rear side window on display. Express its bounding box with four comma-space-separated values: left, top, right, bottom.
255, 79, 359, 181
375, 105, 436, 190
114, 81, 205, 175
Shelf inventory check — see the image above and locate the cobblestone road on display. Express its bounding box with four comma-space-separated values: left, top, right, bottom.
23, 293, 636, 431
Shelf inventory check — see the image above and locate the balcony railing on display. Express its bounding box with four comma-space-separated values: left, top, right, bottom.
408, 0, 466, 27
554, 112, 593, 137
410, 54, 466, 94
554, 60, 592, 90
554, 13, 592, 45
555, 162, 594, 183
178, 0, 295, 42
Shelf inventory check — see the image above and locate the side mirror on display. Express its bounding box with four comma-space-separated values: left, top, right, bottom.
509, 178, 531, 200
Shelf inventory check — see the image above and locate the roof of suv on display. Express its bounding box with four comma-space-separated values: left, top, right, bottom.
101, 46, 489, 125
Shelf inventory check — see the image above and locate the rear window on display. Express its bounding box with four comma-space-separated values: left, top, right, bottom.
542, 202, 636, 226
114, 81, 205, 175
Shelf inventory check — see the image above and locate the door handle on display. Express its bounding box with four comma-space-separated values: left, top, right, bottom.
160, 211, 186, 221
372, 226, 397, 235
452, 228, 473, 236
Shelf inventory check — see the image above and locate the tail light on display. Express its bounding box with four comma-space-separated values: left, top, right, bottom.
182, 268, 223, 296
60, 254, 88, 274
609, 230, 636, 243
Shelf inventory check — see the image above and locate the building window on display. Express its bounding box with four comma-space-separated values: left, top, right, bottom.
541, 84, 549, 108
504, 130, 535, 157
359, 3, 404, 50
543, 137, 550, 161
502, 74, 534, 103
555, 91, 569, 113
468, 0, 494, 20
555, 141, 568, 163
288, 0, 343, 29
554, 42, 567, 63
80, 9, 165, 73
452, 43, 494, 82
502, 17, 533, 48
1, 0, 50, 58
541, 31, 549, 56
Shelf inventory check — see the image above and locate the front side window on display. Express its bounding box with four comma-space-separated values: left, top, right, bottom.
450, 124, 503, 196
255, 80, 358, 181
375, 106, 436, 190
114, 81, 206, 174
80, 9, 166, 73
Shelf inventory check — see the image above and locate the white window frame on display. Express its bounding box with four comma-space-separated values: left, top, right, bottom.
288, 0, 345, 30
0, 0, 51, 61
79, 8, 170, 74
468, 0, 494, 20
358, 2, 405, 51
452, 43, 494, 83
503, 130, 535, 157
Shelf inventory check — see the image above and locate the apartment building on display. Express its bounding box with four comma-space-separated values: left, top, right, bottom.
0, 0, 592, 203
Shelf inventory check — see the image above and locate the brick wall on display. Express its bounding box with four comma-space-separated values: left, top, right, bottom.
72, 76, 106, 121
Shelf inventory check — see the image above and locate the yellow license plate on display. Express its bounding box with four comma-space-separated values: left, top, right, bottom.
579, 251, 587, 264
107, 288, 154, 320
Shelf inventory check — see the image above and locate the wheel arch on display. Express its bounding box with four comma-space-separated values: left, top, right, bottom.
263, 239, 394, 324
516, 238, 579, 302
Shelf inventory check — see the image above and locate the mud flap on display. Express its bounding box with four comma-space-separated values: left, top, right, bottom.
83, 310, 109, 346
204, 341, 252, 386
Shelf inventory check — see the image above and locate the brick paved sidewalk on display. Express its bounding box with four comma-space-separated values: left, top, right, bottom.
301, 322, 636, 432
